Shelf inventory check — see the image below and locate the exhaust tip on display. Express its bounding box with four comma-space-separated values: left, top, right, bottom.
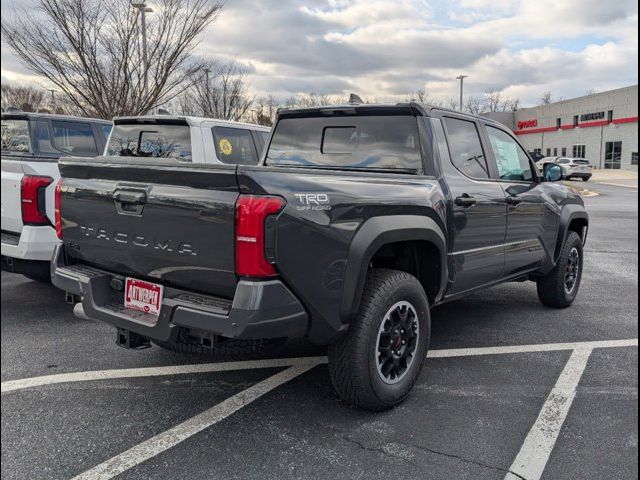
73, 302, 89, 320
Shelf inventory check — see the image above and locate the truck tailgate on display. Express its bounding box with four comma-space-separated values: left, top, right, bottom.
1, 158, 24, 233
59, 157, 239, 298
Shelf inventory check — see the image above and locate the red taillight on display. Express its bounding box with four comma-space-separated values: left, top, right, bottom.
235, 195, 285, 278
54, 179, 63, 239
21, 175, 53, 225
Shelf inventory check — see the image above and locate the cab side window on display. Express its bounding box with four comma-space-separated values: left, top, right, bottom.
486, 126, 534, 182
442, 117, 489, 179
51, 121, 98, 156
212, 127, 258, 165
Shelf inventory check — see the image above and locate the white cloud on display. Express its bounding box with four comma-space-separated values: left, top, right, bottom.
1, 0, 637, 107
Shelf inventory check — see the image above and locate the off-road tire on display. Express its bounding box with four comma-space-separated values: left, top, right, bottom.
328, 268, 430, 411
537, 231, 583, 308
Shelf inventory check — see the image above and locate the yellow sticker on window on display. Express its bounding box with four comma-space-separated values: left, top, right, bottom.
219, 138, 233, 156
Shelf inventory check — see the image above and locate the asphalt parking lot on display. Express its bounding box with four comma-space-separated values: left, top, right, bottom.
2, 182, 638, 480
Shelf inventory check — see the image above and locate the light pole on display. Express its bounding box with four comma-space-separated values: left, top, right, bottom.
456, 75, 467, 112
131, 2, 153, 106
48, 89, 56, 111
203, 67, 211, 116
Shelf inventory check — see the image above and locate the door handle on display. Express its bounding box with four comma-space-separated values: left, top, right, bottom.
113, 189, 147, 216
505, 196, 523, 206
454, 194, 477, 207
113, 190, 147, 205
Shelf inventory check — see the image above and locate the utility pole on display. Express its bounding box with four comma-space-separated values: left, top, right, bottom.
204, 67, 211, 116
48, 89, 56, 111
131, 2, 153, 109
456, 75, 467, 112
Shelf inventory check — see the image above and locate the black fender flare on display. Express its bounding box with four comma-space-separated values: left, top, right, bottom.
339, 215, 447, 323
553, 206, 589, 263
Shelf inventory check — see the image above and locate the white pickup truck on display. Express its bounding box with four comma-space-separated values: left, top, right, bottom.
2, 112, 271, 282
105, 115, 271, 164
1, 112, 112, 281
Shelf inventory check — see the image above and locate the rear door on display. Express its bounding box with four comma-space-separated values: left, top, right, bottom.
211, 126, 260, 165
482, 123, 557, 275
433, 113, 507, 294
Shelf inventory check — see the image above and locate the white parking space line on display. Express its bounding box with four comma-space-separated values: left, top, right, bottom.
1, 339, 637, 479
504, 348, 593, 480
71, 360, 323, 480
2, 339, 636, 394
0, 356, 328, 394
427, 338, 638, 359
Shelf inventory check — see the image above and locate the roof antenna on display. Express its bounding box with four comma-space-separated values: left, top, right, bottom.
348, 93, 364, 105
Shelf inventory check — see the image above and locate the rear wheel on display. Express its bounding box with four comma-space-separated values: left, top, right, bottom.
537, 232, 583, 308
328, 269, 430, 411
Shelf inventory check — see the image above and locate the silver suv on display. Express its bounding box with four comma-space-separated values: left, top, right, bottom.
537, 157, 592, 182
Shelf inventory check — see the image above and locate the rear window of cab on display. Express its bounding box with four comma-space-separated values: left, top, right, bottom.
265, 115, 423, 171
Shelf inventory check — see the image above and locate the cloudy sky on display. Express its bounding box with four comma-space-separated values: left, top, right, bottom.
1, 0, 638, 106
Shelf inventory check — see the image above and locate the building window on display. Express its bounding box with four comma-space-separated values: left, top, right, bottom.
604, 142, 622, 169
573, 145, 586, 158
573, 115, 579, 127
608, 110, 614, 122
546, 148, 551, 157
553, 147, 558, 156
562, 147, 567, 156
556, 118, 561, 128
632, 152, 638, 166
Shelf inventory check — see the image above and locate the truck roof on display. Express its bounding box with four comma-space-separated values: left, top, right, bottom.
276, 102, 508, 128
1, 111, 111, 124
112, 115, 270, 131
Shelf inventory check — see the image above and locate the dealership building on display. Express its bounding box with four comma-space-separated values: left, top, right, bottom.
487, 85, 638, 170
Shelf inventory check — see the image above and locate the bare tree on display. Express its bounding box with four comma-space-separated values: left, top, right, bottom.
2, 0, 223, 119
464, 96, 485, 115
539, 91, 554, 105
177, 60, 254, 121
1, 84, 46, 112
483, 88, 519, 112
405, 90, 442, 106
250, 95, 280, 126
283, 93, 347, 109
445, 97, 459, 111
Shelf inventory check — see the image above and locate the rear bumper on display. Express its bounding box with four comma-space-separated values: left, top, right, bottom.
0, 225, 58, 261
564, 169, 592, 179
51, 244, 308, 342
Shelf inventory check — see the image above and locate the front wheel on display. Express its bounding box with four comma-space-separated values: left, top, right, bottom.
328, 269, 430, 411
537, 232, 584, 308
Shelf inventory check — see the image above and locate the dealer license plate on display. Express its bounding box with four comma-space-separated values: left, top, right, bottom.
124, 278, 164, 316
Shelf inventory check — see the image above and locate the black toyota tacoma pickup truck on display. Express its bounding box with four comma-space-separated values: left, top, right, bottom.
51, 103, 588, 411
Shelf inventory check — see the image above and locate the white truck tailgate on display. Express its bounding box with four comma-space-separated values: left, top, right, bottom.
1, 158, 24, 234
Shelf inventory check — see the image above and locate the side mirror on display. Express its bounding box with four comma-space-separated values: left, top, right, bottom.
544, 164, 563, 182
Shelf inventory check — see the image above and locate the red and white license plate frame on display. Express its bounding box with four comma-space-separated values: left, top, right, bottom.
124, 277, 164, 317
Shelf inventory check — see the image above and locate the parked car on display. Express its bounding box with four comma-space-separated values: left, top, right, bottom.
1, 112, 111, 281
51, 102, 588, 411
557, 157, 593, 181
536, 156, 592, 181
106, 115, 271, 165
536, 156, 557, 170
